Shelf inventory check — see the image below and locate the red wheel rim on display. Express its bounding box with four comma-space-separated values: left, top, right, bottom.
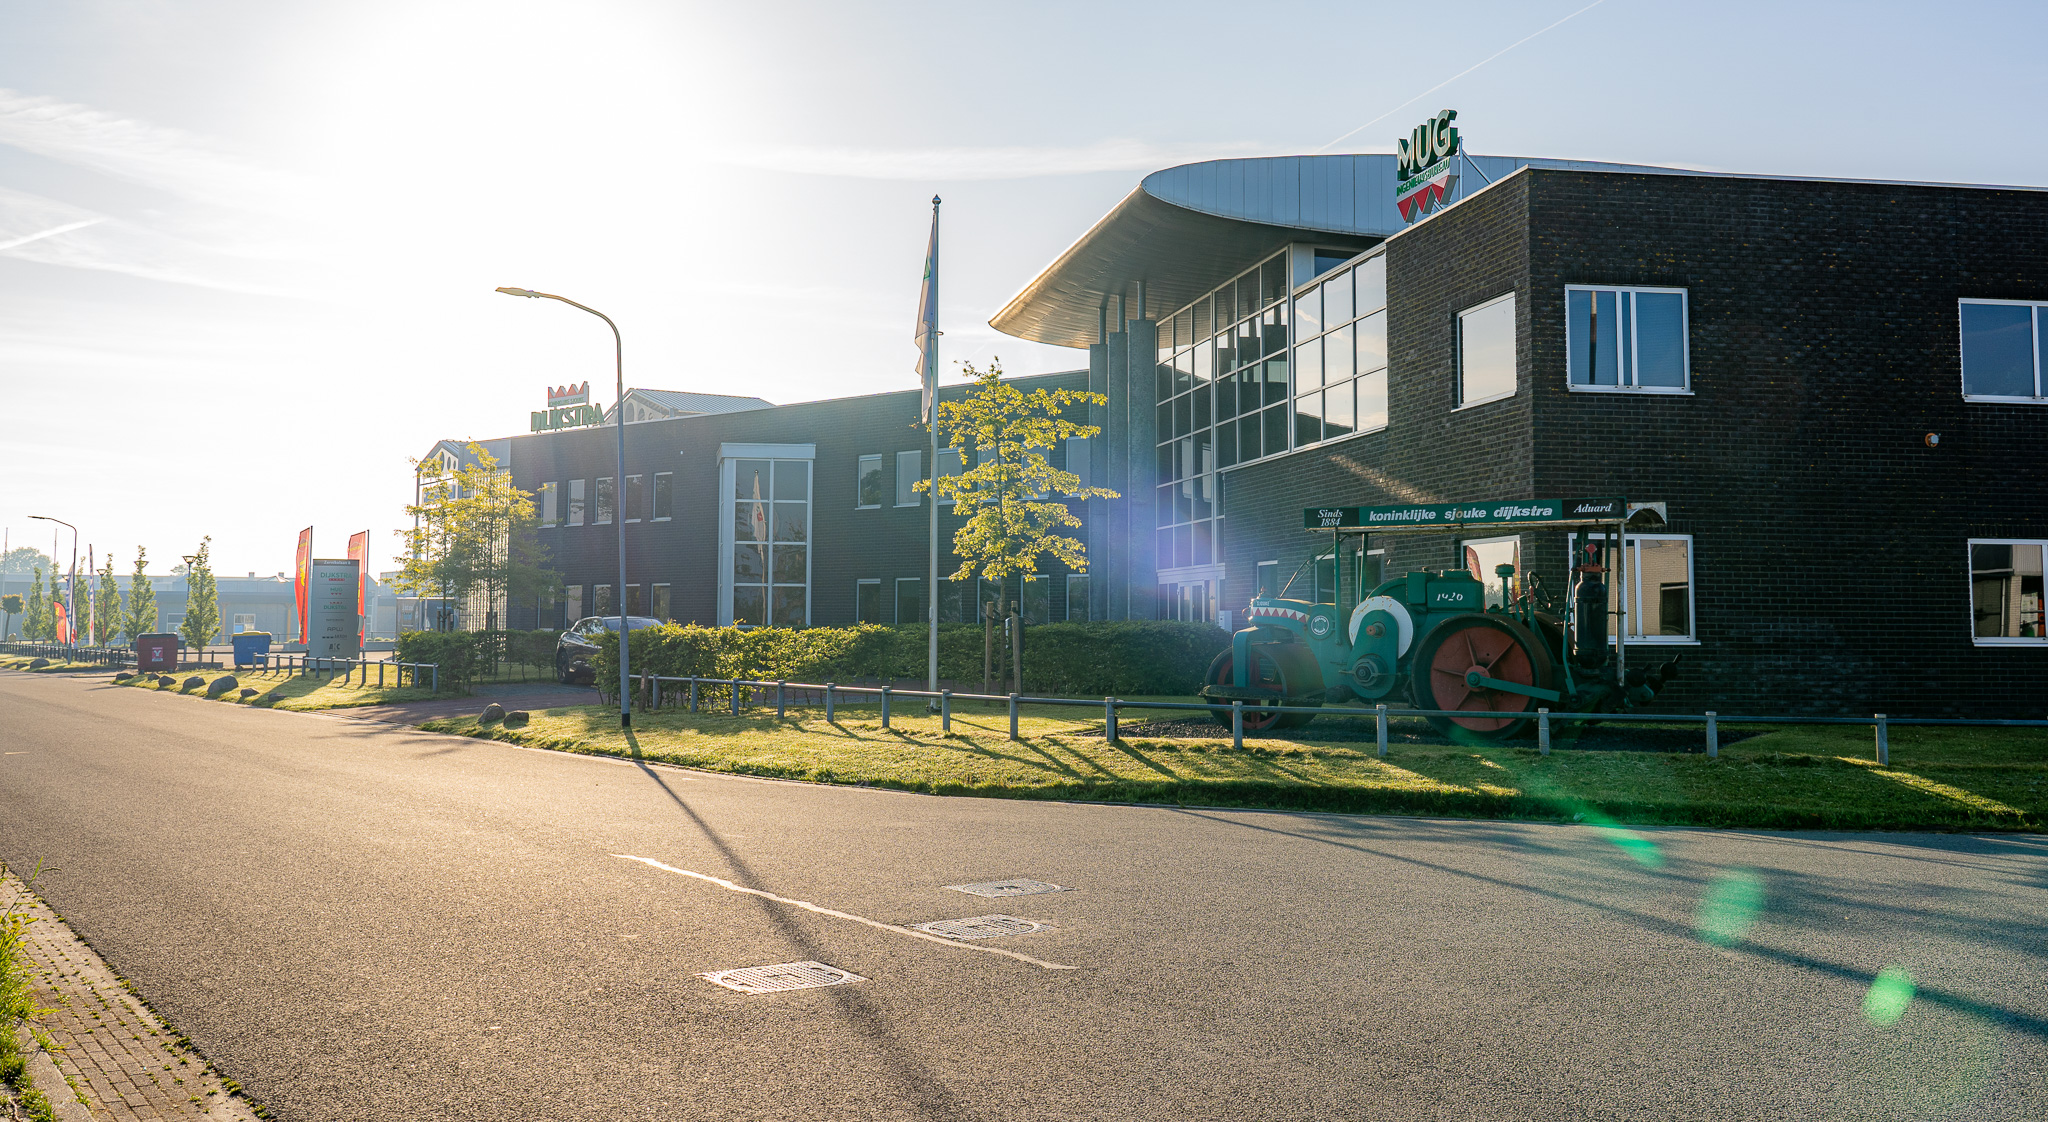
1426, 622, 1536, 732
1210, 650, 1289, 731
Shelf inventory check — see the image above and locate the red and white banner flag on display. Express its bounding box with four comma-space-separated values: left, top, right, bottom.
294, 527, 313, 644
347, 531, 369, 645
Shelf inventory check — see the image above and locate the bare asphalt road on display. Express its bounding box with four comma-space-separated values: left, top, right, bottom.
2, 670, 2045, 1121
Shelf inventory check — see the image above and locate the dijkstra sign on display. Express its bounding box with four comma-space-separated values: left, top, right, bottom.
1396, 109, 1461, 222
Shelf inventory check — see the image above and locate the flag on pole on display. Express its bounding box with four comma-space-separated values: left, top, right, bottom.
87, 545, 95, 644
749, 469, 769, 547
54, 600, 69, 645
913, 196, 941, 422
347, 531, 369, 645
294, 527, 313, 644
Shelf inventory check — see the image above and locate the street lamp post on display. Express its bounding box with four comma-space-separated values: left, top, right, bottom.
28, 515, 76, 651
497, 286, 632, 729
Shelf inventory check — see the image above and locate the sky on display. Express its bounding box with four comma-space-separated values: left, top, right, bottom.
3, 0, 2046, 579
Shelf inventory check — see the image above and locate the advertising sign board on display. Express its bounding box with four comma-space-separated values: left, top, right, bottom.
1304, 498, 1626, 530
308, 559, 362, 659
1396, 109, 1462, 222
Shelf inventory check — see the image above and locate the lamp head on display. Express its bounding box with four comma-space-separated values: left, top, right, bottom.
496, 287, 542, 298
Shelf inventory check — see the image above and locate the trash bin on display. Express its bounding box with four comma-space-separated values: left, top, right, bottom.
135, 633, 181, 673
231, 631, 274, 668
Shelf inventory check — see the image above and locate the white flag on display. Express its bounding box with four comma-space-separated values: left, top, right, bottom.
912, 196, 940, 422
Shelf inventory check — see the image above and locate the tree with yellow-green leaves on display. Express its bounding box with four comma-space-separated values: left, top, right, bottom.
177, 537, 220, 655
397, 441, 558, 631
917, 359, 1117, 584
94, 556, 122, 644
23, 569, 48, 640
122, 546, 157, 641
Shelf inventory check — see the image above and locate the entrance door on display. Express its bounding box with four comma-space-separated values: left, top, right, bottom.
1158, 579, 1216, 623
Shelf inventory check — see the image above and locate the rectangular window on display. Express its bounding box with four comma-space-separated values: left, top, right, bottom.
1065, 436, 1091, 489
568, 479, 586, 527
623, 475, 644, 522
1959, 300, 2048, 401
895, 450, 922, 506
1572, 533, 1696, 642
539, 482, 558, 527
652, 584, 671, 621
625, 584, 643, 616
1257, 559, 1279, 598
1460, 536, 1521, 609
594, 584, 614, 616
563, 584, 582, 623
653, 473, 673, 520
1066, 574, 1091, 621
595, 477, 615, 524
1457, 293, 1517, 407
857, 579, 882, 623
1970, 540, 2046, 643
936, 447, 965, 505
1021, 574, 1050, 625
1567, 286, 1690, 392
729, 458, 810, 628
856, 454, 883, 509
895, 577, 922, 624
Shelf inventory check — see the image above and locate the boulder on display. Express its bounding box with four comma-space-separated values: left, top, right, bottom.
261, 690, 288, 705
503, 710, 530, 728
206, 675, 240, 698
182, 675, 206, 691
29, 657, 50, 669
112, 672, 132, 682
238, 688, 258, 700
156, 674, 175, 687
479, 702, 507, 723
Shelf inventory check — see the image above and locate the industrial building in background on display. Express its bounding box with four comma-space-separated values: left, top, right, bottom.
425, 143, 2047, 715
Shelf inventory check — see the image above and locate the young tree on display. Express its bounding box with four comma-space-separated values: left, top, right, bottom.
23, 569, 47, 640
919, 359, 1117, 585
123, 547, 157, 641
94, 556, 122, 644
1, 593, 20, 639
397, 442, 558, 631
1, 546, 53, 575
178, 537, 221, 655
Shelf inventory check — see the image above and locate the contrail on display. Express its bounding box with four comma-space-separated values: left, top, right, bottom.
1317, 0, 1609, 152
0, 217, 104, 252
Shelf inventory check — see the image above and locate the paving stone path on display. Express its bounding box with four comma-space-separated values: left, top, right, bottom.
4, 875, 260, 1122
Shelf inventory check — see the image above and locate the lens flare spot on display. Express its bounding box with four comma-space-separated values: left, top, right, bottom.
1574, 809, 1664, 868
1863, 966, 1916, 1026
1694, 870, 1765, 946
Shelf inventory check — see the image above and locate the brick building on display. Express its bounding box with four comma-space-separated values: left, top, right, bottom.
437, 151, 2048, 714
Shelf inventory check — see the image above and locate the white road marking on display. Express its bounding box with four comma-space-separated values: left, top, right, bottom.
613, 854, 1078, 971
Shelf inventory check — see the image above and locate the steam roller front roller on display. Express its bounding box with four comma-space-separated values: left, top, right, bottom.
1204, 643, 1325, 731
1410, 614, 1559, 743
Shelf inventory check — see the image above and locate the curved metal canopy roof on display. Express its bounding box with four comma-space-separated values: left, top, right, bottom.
990, 152, 1675, 349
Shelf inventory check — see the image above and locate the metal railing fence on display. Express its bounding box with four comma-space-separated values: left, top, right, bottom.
600, 673, 2047, 765
239, 654, 441, 693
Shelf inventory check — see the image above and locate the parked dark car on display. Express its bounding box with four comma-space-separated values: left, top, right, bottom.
556, 616, 663, 684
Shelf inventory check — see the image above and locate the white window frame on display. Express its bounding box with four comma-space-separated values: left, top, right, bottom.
652, 472, 673, 521
651, 583, 671, 622
894, 450, 922, 507
935, 447, 965, 506
856, 454, 883, 510
1455, 292, 1518, 410
856, 578, 882, 624
539, 482, 558, 528
567, 478, 585, 527
1570, 532, 1698, 644
1565, 285, 1693, 394
1458, 535, 1521, 610
1065, 573, 1091, 621
595, 476, 614, 525
894, 577, 922, 624
623, 474, 643, 523
1967, 538, 2048, 645
1957, 299, 2048, 403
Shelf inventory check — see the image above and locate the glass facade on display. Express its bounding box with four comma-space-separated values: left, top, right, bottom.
730, 458, 811, 627
1152, 246, 1387, 588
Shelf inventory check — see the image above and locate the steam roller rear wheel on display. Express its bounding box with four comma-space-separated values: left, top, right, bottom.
1410, 614, 1558, 744
1204, 645, 1324, 731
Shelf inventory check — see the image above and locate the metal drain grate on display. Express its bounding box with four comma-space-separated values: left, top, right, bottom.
946, 878, 1068, 898
698, 961, 866, 994
912, 914, 1051, 939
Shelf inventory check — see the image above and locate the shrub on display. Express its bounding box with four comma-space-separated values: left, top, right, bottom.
395, 629, 561, 690
589, 620, 1229, 699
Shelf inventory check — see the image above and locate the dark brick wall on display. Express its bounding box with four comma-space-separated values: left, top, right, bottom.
501, 371, 1089, 630
1214, 168, 2048, 717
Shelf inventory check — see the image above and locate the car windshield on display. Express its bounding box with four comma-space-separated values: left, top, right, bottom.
595, 617, 662, 632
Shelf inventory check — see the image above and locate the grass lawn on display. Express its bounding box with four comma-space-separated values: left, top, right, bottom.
420, 698, 2048, 832
112, 662, 446, 711
0, 653, 112, 673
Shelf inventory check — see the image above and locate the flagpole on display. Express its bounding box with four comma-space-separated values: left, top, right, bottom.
925, 196, 942, 704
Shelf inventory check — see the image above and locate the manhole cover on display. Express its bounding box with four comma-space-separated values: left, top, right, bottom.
912, 914, 1051, 939
698, 961, 866, 994
946, 879, 1068, 898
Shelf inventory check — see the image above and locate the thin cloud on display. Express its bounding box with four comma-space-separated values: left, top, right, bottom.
0, 186, 294, 295
716, 138, 1268, 181
0, 87, 303, 208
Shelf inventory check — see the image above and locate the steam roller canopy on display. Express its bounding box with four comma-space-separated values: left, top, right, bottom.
1410, 614, 1558, 743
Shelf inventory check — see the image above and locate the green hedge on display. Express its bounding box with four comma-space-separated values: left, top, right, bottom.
585, 621, 1229, 699
395, 629, 558, 689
